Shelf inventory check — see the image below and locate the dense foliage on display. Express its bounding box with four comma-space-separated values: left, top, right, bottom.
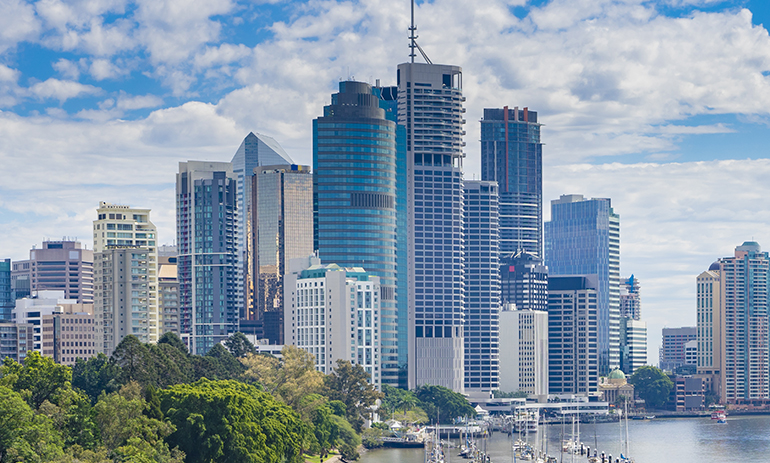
628, 365, 674, 408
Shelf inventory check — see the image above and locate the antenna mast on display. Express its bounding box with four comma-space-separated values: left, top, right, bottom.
408, 0, 433, 64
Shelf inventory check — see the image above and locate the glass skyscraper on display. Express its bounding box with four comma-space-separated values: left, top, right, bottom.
0, 259, 11, 322
481, 106, 543, 258
176, 161, 238, 354
313, 81, 398, 387
545, 194, 620, 376
231, 132, 294, 321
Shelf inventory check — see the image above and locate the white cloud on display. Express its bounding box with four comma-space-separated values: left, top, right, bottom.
0, 0, 41, 53
52, 58, 82, 79
27, 78, 102, 102
116, 93, 164, 110
89, 58, 124, 80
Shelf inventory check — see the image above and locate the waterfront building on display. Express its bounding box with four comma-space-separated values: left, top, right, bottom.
284, 256, 381, 389
599, 369, 634, 405
0, 322, 34, 362
0, 259, 11, 321
13, 290, 77, 353
499, 303, 548, 397
620, 318, 647, 375
671, 376, 706, 411
11, 240, 94, 304
545, 194, 620, 376
158, 255, 180, 336
716, 241, 770, 404
547, 275, 599, 396
93, 202, 159, 353
659, 327, 696, 372
500, 250, 548, 312
252, 164, 313, 343
398, 60, 467, 392
314, 80, 398, 387
480, 106, 543, 257
620, 275, 641, 320
696, 265, 722, 396
231, 132, 294, 321
41, 302, 99, 365
176, 161, 239, 354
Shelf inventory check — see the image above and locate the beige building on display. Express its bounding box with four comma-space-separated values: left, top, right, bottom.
158, 256, 180, 336
42, 302, 100, 365
696, 266, 722, 400
599, 369, 635, 405
499, 303, 549, 398
93, 202, 159, 355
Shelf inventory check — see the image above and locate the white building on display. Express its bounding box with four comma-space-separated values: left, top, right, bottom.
13, 290, 76, 352
284, 256, 381, 389
499, 303, 548, 398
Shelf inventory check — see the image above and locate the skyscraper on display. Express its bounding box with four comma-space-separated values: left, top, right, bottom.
659, 327, 696, 372
252, 164, 313, 342
480, 106, 543, 257
0, 259, 11, 322
696, 263, 722, 396
500, 250, 548, 312
176, 161, 238, 354
463, 180, 500, 392
398, 60, 466, 392
93, 202, 159, 351
499, 303, 548, 397
231, 132, 294, 321
545, 194, 620, 376
620, 275, 641, 320
12, 240, 94, 304
619, 274, 646, 375
313, 80, 398, 385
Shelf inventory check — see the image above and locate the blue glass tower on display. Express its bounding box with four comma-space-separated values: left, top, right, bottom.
545, 194, 620, 376
314, 81, 398, 387
0, 259, 12, 322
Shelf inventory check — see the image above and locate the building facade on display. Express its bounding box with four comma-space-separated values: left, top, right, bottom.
480, 106, 542, 257
41, 302, 99, 365
620, 318, 647, 375
696, 265, 722, 396
231, 132, 294, 321
547, 276, 599, 396
314, 80, 399, 387
463, 180, 500, 392
500, 250, 548, 312
398, 61, 466, 391
620, 275, 641, 320
545, 194, 620, 376
0, 259, 11, 321
0, 323, 34, 362
158, 255, 180, 336
284, 256, 381, 389
11, 240, 94, 304
176, 161, 239, 354
252, 164, 313, 342
660, 327, 697, 372
499, 304, 548, 397
13, 290, 77, 353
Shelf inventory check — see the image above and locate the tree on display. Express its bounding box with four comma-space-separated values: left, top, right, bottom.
0, 351, 72, 409
111, 335, 155, 386
157, 332, 188, 355
241, 345, 324, 408
324, 360, 383, 433
224, 332, 257, 358
159, 379, 307, 463
72, 353, 122, 404
148, 343, 192, 387
414, 385, 476, 424
628, 365, 674, 408
0, 385, 64, 462
204, 343, 244, 379
39, 388, 100, 449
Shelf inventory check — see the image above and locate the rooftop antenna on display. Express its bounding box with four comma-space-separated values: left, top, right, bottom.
409, 0, 432, 64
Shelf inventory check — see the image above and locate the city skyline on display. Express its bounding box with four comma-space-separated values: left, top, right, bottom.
3, 0, 770, 363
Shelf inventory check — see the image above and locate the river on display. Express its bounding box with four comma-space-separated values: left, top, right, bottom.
359, 415, 770, 463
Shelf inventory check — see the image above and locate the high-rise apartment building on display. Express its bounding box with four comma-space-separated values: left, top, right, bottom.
176, 161, 238, 354
499, 303, 548, 397
231, 132, 294, 321
314, 81, 399, 387
0, 322, 34, 362
93, 202, 159, 354
480, 107, 543, 257
717, 241, 770, 404
0, 259, 11, 321
252, 164, 313, 342
620, 318, 647, 375
696, 264, 722, 395
620, 275, 641, 320
547, 276, 599, 395
158, 255, 180, 336
398, 60, 466, 391
500, 251, 548, 312
463, 180, 500, 392
284, 256, 381, 389
659, 327, 696, 372
12, 241, 94, 304
545, 194, 620, 376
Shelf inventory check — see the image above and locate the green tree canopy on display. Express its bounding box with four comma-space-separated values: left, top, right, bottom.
111, 335, 155, 386
324, 360, 382, 433
72, 353, 122, 404
0, 351, 72, 409
628, 365, 674, 408
0, 385, 64, 462
241, 345, 324, 408
157, 332, 188, 355
159, 379, 307, 463
414, 385, 475, 424
224, 332, 257, 358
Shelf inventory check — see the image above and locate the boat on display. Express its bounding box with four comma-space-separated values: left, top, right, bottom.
644, 415, 655, 420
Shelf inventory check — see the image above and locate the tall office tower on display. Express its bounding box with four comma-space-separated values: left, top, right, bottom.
717, 241, 770, 404
0, 323, 34, 362
620, 318, 647, 375
252, 164, 313, 343
620, 275, 641, 320
176, 161, 238, 354
545, 194, 620, 376
231, 132, 294, 321
12, 240, 94, 304
463, 180, 500, 392
0, 259, 11, 321
659, 327, 696, 372
41, 302, 99, 365
313, 80, 398, 386
480, 107, 542, 257
158, 255, 180, 335
499, 303, 549, 397
284, 256, 382, 389
547, 276, 599, 395
93, 202, 159, 352
696, 264, 722, 395
398, 60, 466, 392
500, 250, 548, 312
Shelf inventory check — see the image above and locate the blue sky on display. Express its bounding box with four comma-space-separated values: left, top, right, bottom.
3, 0, 770, 364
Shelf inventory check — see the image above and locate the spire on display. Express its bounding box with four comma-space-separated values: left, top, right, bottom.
408, 0, 432, 64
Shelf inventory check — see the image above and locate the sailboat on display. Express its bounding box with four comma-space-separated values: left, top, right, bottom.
618, 400, 634, 463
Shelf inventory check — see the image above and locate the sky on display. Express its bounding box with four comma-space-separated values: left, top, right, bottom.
2, 0, 770, 365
